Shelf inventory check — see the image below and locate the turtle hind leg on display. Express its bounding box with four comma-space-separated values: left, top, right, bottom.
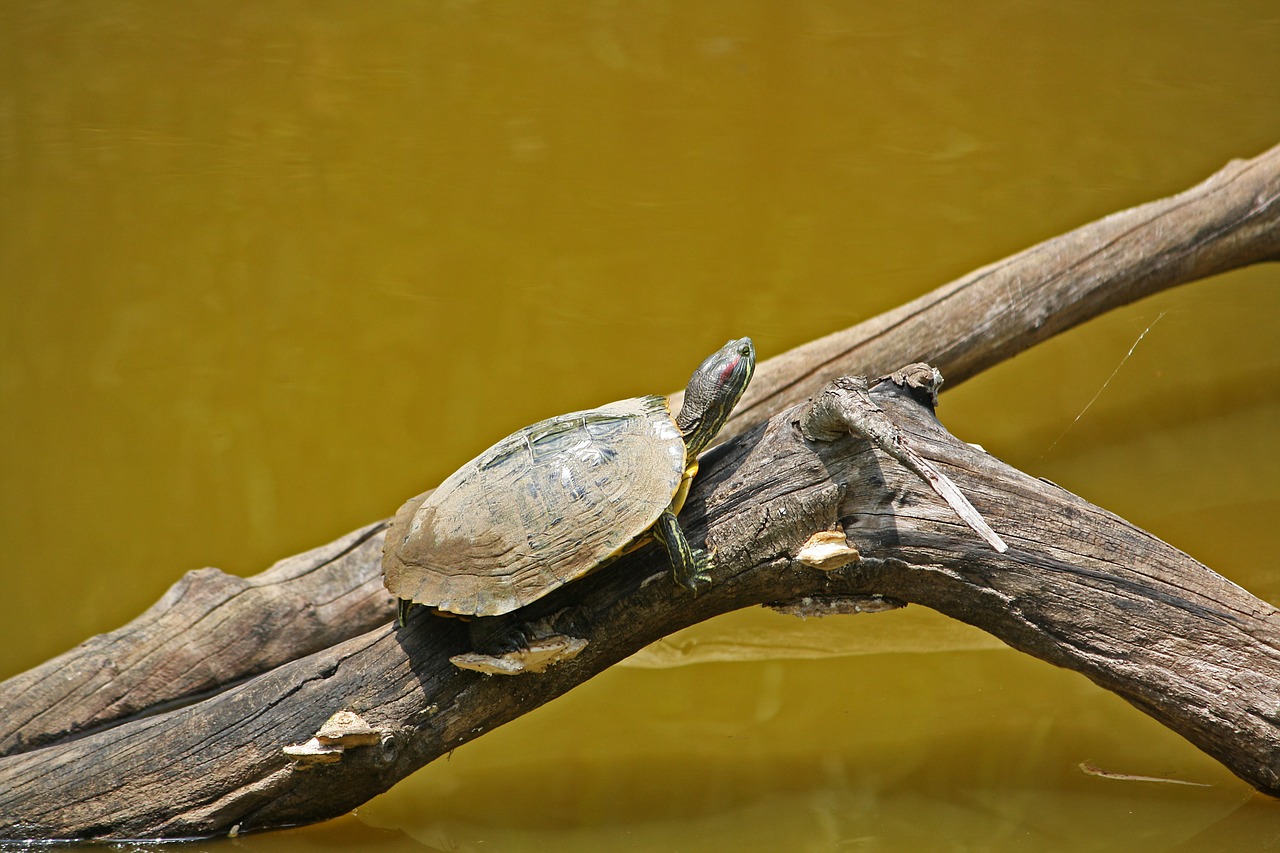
453, 616, 587, 676
655, 508, 713, 593
396, 598, 414, 627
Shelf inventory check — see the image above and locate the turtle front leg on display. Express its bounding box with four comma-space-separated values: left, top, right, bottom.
655, 508, 713, 592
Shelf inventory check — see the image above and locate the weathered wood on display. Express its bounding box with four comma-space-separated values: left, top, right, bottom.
4, 374, 1280, 839
0, 522, 390, 757
798, 365, 1007, 553
0, 143, 1278, 840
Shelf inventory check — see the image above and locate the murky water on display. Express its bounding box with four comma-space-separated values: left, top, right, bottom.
3, 1, 1279, 849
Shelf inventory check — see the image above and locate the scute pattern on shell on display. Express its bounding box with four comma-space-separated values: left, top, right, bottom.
383, 395, 687, 617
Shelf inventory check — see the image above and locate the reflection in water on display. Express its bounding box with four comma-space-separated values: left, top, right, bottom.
348, 651, 1250, 852
2, 0, 1279, 849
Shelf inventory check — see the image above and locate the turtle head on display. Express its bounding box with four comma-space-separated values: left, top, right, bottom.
676, 337, 755, 456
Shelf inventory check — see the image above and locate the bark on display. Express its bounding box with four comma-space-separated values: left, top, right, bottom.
0, 143, 1278, 841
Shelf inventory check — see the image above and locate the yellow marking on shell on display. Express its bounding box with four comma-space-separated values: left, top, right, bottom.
670, 459, 698, 516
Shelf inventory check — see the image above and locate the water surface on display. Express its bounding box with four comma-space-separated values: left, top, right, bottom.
2, 1, 1279, 849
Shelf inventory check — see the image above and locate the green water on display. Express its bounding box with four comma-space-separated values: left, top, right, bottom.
2, 1, 1279, 849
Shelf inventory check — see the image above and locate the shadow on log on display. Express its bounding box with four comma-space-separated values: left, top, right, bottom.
1, 143, 1278, 841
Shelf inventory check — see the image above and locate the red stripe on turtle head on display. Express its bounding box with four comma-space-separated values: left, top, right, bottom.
718, 354, 740, 384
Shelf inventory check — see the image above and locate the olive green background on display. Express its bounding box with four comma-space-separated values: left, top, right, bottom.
2, 1, 1279, 849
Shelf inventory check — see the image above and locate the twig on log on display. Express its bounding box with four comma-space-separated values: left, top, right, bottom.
798, 365, 1007, 553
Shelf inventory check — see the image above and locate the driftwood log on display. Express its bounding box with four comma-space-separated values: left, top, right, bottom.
1, 144, 1278, 841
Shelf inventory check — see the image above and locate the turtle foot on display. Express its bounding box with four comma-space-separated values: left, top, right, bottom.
674, 547, 715, 594
450, 634, 588, 676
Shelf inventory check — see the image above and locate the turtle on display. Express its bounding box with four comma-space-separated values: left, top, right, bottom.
382, 337, 755, 635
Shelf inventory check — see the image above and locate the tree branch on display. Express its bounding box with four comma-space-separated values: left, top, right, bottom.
708, 142, 1280, 443
1, 144, 1278, 841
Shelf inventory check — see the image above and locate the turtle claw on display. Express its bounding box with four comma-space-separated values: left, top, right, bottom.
688, 569, 714, 591
675, 547, 715, 594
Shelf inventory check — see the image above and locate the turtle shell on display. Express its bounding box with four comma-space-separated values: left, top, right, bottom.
383, 395, 688, 617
